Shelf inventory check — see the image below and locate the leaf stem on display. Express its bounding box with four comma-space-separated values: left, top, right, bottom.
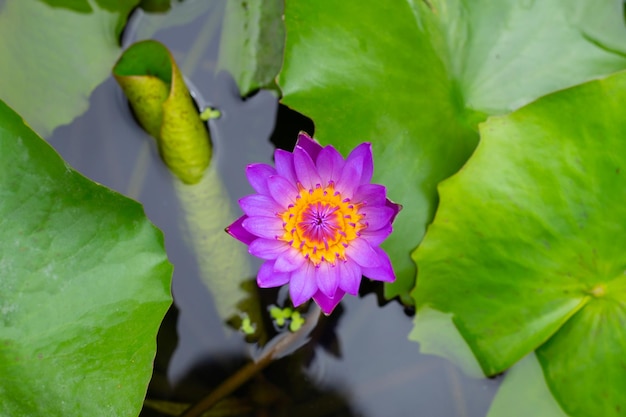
180, 304, 322, 417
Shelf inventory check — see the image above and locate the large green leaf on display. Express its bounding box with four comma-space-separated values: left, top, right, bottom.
413, 71, 626, 416
0, 0, 138, 136
0, 99, 173, 416
487, 354, 568, 417
277, 0, 626, 302
217, 0, 284, 96
537, 286, 626, 417
278, 0, 479, 303
426, 0, 626, 114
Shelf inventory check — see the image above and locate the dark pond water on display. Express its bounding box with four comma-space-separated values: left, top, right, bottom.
48, 1, 501, 416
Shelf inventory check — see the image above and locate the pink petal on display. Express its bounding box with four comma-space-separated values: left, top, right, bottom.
239, 195, 283, 217
242, 216, 284, 239
345, 142, 373, 185
295, 132, 322, 161
257, 261, 290, 288
274, 247, 307, 272
335, 158, 361, 198
345, 238, 382, 268
386, 198, 403, 223
294, 146, 323, 189
313, 288, 346, 315
249, 238, 289, 260
338, 260, 362, 295
274, 149, 297, 184
316, 146, 345, 186
316, 262, 339, 298
225, 215, 257, 245
360, 225, 392, 246
289, 263, 318, 306
246, 163, 276, 195
360, 206, 395, 231
353, 184, 387, 206
361, 247, 396, 283
267, 175, 299, 207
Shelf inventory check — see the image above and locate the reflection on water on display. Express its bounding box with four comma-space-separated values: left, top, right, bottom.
48, 1, 502, 416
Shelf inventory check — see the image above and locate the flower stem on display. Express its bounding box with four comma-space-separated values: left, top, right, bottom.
180, 304, 322, 417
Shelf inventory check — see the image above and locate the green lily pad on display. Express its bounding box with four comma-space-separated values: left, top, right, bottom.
217, 0, 284, 96
0, 0, 138, 136
113, 40, 211, 184
0, 99, 173, 416
487, 354, 568, 417
413, 71, 626, 416
277, 0, 626, 302
537, 285, 626, 417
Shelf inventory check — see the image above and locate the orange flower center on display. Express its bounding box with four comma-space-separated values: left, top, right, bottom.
280, 183, 365, 265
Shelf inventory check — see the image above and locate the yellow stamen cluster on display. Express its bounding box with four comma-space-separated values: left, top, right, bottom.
280, 184, 365, 265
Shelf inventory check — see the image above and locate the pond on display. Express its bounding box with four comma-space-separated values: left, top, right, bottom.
46, 2, 502, 416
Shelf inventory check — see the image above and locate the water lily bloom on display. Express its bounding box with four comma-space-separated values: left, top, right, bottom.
226, 133, 401, 314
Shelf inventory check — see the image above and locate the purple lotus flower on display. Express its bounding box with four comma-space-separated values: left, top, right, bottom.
226, 133, 401, 314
